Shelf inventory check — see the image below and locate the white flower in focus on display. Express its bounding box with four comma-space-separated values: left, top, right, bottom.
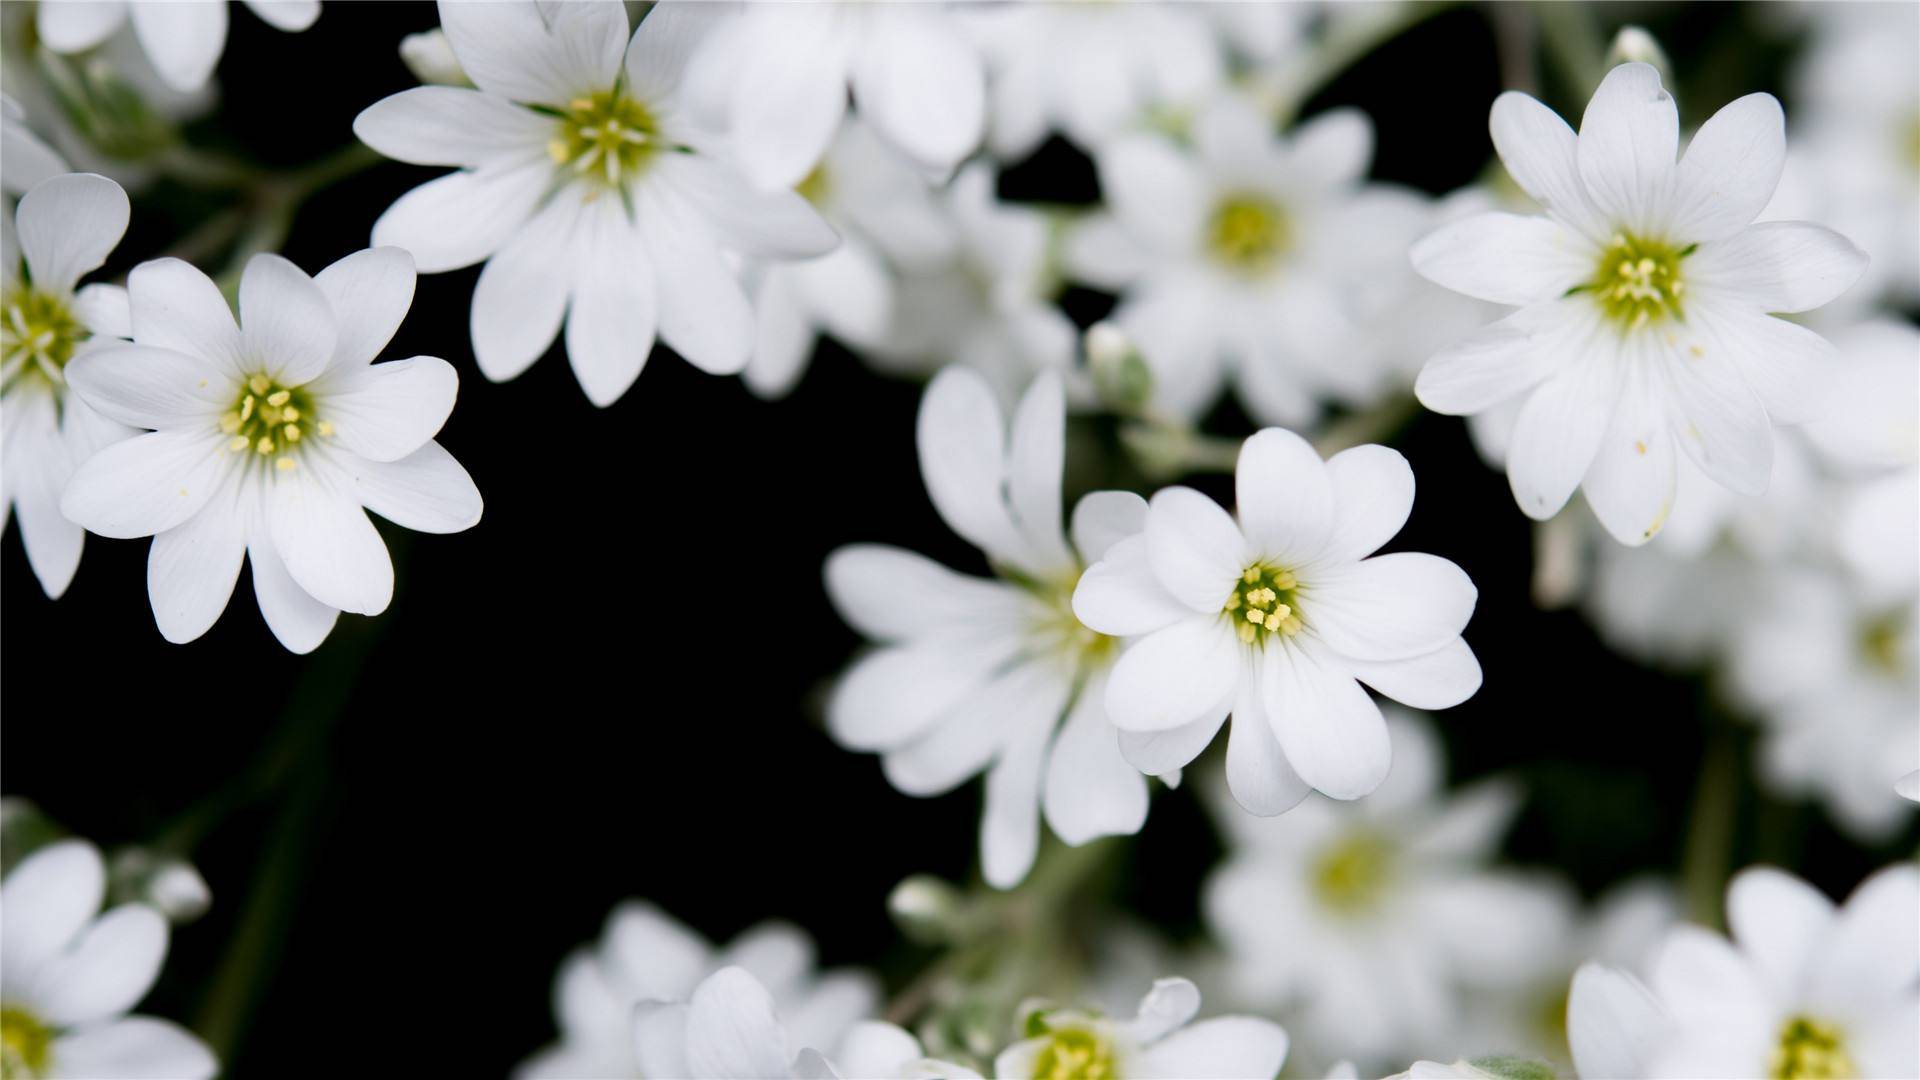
354, 1, 837, 406
684, 2, 983, 188
0, 96, 68, 197
1412, 63, 1867, 546
1065, 92, 1424, 426
1567, 864, 1919, 1080
1072, 429, 1481, 813
0, 840, 216, 1080
518, 901, 876, 1080
1205, 715, 1567, 1067
2, 173, 134, 599
831, 1021, 979, 1080
825, 368, 1152, 888
35, 0, 319, 93
630, 967, 847, 1080
967, 2, 1224, 159
743, 119, 955, 400
994, 977, 1289, 1080
60, 249, 482, 653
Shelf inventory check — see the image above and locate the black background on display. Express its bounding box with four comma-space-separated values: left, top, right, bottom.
2, 4, 1907, 1076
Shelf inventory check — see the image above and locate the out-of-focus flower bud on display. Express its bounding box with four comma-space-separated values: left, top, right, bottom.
108, 848, 212, 923
35, 51, 176, 162
1605, 27, 1671, 83
400, 29, 471, 87
889, 874, 967, 945
1085, 321, 1152, 414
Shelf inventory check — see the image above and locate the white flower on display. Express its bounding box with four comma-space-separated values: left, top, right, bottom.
684, 2, 983, 189
994, 976, 1290, 1080
0, 840, 216, 1080
60, 249, 482, 654
967, 2, 1225, 159
1801, 321, 1920, 601
631, 967, 851, 1080
35, 0, 319, 93
1071, 428, 1481, 813
863, 162, 1076, 405
0, 95, 68, 197
1897, 771, 1919, 802
831, 1021, 979, 1080
2, 173, 134, 599
354, 1, 837, 406
1205, 714, 1567, 1068
825, 368, 1151, 888
1065, 92, 1425, 426
520, 902, 876, 1080
1411, 62, 1867, 546
1567, 864, 1919, 1080
743, 118, 955, 400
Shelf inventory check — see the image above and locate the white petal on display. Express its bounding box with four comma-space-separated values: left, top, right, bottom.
36, 0, 127, 53
239, 254, 338, 386
0, 841, 104, 997
1318, 444, 1414, 565
1118, 707, 1226, 776
823, 543, 1023, 642
1663, 336, 1772, 496
794, 238, 890, 348
244, 0, 319, 32
1225, 676, 1313, 816
72, 283, 132, 340
1414, 299, 1588, 416
16, 173, 129, 296
1682, 300, 1837, 425
127, 258, 245, 377
882, 662, 1070, 797
1808, 865, 1920, 1016
1006, 372, 1075, 573
684, 968, 793, 1080
659, 155, 840, 260
1582, 356, 1677, 546
981, 720, 1050, 888
744, 271, 815, 400
47, 1018, 215, 1080
1669, 93, 1784, 243
1042, 677, 1150, 845
1104, 617, 1239, 733
1072, 535, 1190, 637
316, 356, 457, 463
1725, 867, 1833, 1003
1126, 978, 1201, 1045
1096, 135, 1205, 254
1566, 963, 1666, 1080
352, 440, 483, 535
1287, 107, 1373, 190
1345, 638, 1482, 710
1505, 352, 1620, 521
1144, 487, 1244, 614
1576, 63, 1678, 234
147, 492, 245, 644
852, 9, 984, 175
64, 345, 229, 430
129, 0, 227, 92
268, 465, 394, 615
1307, 552, 1476, 662
1262, 639, 1390, 800
313, 246, 417, 369
623, 2, 729, 105
1234, 427, 1332, 566
470, 193, 581, 384
639, 185, 754, 376
915, 367, 1026, 565
632, 1001, 691, 1080
13, 403, 85, 600
829, 641, 1009, 752
720, 14, 850, 190
370, 159, 549, 273
1489, 90, 1606, 239
1134, 1016, 1289, 1080
1649, 924, 1769, 1027
32, 904, 165, 1026
59, 430, 228, 539
1409, 212, 1591, 306
833, 1022, 924, 1080
352, 86, 552, 168
248, 535, 339, 655
437, 0, 623, 107
565, 208, 657, 407
1069, 490, 1147, 564
1687, 222, 1868, 314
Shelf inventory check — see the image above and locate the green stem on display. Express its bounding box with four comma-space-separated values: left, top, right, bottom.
1680, 720, 1738, 930
1535, 0, 1607, 98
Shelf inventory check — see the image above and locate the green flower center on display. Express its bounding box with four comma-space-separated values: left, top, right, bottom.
1225, 563, 1302, 644
1, 287, 85, 391
1311, 829, 1394, 914
1031, 1026, 1117, 1080
1901, 111, 1920, 173
795, 163, 831, 208
220, 373, 327, 473
1770, 1016, 1853, 1080
1207, 194, 1290, 276
547, 89, 661, 187
1, 1005, 53, 1079
1017, 570, 1117, 670
1862, 613, 1907, 675
1587, 232, 1690, 329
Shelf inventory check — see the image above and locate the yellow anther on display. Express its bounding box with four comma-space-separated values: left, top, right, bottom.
240, 395, 255, 421
548, 139, 569, 163
1271, 603, 1291, 620
228, 435, 250, 452
570, 97, 592, 112
258, 405, 281, 425
281, 406, 299, 421
1224, 593, 1242, 610
275, 457, 296, 472
220, 413, 242, 434
256, 436, 275, 455
266, 390, 291, 407
1246, 609, 1266, 625
1264, 612, 1283, 632
1272, 570, 1297, 589
1237, 622, 1256, 644
1280, 614, 1303, 635
1243, 567, 1261, 583
284, 424, 301, 442
317, 420, 334, 436
249, 374, 272, 395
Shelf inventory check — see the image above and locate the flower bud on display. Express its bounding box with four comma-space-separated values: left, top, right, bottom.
1085, 322, 1152, 414
108, 848, 212, 923
1605, 28, 1672, 83
400, 29, 472, 87
888, 874, 966, 945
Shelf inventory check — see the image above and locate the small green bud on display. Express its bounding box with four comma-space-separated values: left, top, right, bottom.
1085, 322, 1152, 414
1605, 28, 1672, 84
888, 874, 967, 945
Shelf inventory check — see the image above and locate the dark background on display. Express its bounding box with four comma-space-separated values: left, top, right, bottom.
3, 3, 1907, 1075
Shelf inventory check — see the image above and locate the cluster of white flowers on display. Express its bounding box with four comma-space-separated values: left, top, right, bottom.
5, 3, 1915, 1078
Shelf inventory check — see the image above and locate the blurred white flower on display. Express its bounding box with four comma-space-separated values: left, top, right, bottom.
355, 1, 837, 406
995, 977, 1289, 1080
35, 0, 319, 93
684, 2, 983, 188
831, 1021, 978, 1080
825, 369, 1151, 888
0, 95, 68, 197
861, 163, 1075, 405
0, 840, 216, 1080
61, 249, 481, 653
1412, 63, 1866, 546
1072, 428, 1480, 813
1205, 715, 1567, 1069
631, 967, 843, 1080
743, 119, 955, 400
967, 1, 1224, 159
1568, 864, 1919, 1079
520, 902, 876, 1080
2, 173, 134, 599
1065, 92, 1423, 426
1802, 320, 1920, 601
1897, 771, 1919, 802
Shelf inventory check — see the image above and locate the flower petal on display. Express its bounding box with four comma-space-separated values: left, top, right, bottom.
1235, 427, 1332, 567
1263, 639, 1391, 799
1687, 221, 1868, 315
1409, 212, 1592, 307
853, 8, 984, 176
36, 0, 126, 53
128, 0, 227, 92
1307, 552, 1476, 662
1489, 90, 1606, 240
829, 639, 1011, 752
1042, 675, 1150, 845
60, 430, 229, 539
1582, 355, 1677, 546
437, 0, 624, 107
1505, 351, 1621, 521
639, 185, 754, 376
566, 203, 658, 407
1318, 443, 1414, 565
0, 841, 104, 997
1118, 707, 1226, 776
352, 85, 551, 168
316, 356, 458, 464
915, 366, 1027, 565
823, 543, 1025, 642
147, 490, 245, 644
1567, 963, 1666, 1080
1725, 867, 1833, 1003
370, 158, 549, 273
1104, 617, 1239, 733
313, 246, 417, 369
1135, 1016, 1290, 1080
16, 173, 129, 296
32, 904, 166, 1027
239, 254, 338, 386
352, 440, 482, 535
1225, 676, 1313, 816
64, 345, 230, 430
47, 1017, 217, 1080
982, 720, 1050, 888
1096, 134, 1206, 254
1413, 299, 1589, 416
1345, 637, 1482, 710
248, 535, 339, 655
882, 662, 1070, 798
1127, 978, 1201, 1046
1069, 490, 1147, 565
1072, 533, 1192, 638
1669, 93, 1784, 244
1145, 487, 1244, 614
127, 258, 245, 377
1576, 63, 1678, 234
268, 465, 394, 615
1663, 337, 1772, 497
684, 968, 793, 1080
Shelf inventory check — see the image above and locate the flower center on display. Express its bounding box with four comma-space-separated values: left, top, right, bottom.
1, 1004, 54, 1079
220, 373, 328, 473
795, 163, 831, 208
1, 287, 85, 391
1310, 829, 1394, 914
1030, 1025, 1117, 1080
1862, 613, 1908, 675
1225, 563, 1301, 644
1207, 194, 1289, 276
547, 89, 661, 188
1769, 1016, 1853, 1080
1587, 232, 1690, 329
